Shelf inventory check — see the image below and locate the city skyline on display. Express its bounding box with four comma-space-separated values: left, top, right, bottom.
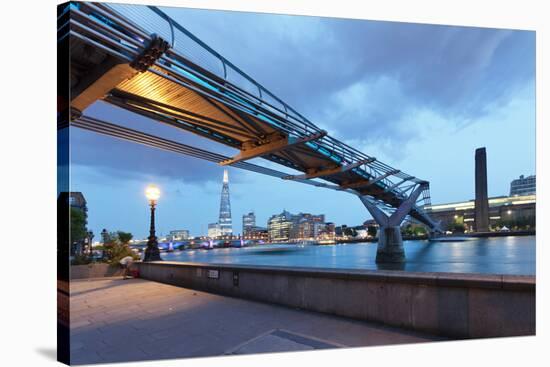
78, 171, 535, 241
70, 6, 535, 239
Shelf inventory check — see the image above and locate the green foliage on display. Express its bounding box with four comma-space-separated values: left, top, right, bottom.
446, 216, 465, 233
402, 223, 428, 237
70, 207, 87, 244
367, 226, 377, 238
414, 226, 427, 236
494, 217, 535, 231
343, 227, 357, 237
107, 243, 139, 266
117, 231, 133, 245
101, 230, 139, 266
452, 223, 466, 233
71, 254, 92, 265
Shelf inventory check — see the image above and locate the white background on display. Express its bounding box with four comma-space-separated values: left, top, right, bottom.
0, 0, 547, 366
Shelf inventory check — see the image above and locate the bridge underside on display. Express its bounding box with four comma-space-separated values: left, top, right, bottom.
59, 2, 440, 243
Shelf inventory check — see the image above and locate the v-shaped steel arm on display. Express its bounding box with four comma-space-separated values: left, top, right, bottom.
359, 183, 427, 227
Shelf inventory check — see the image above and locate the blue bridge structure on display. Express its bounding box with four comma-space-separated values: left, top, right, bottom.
58, 2, 441, 263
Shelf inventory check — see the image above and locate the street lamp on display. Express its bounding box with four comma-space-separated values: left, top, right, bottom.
144, 184, 162, 262
87, 230, 94, 258
100, 228, 108, 260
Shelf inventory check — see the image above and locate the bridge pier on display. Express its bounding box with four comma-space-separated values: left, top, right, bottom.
359, 184, 427, 263
376, 226, 405, 263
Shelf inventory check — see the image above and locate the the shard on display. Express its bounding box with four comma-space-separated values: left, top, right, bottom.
218, 169, 233, 236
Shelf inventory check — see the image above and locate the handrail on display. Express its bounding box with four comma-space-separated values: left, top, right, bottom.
65, 2, 435, 226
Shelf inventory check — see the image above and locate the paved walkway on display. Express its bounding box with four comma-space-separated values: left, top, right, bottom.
70, 278, 443, 364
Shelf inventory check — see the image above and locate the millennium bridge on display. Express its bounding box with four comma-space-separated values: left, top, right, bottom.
58, 2, 442, 263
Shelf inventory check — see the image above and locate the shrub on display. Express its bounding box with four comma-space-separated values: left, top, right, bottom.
104, 243, 139, 266
71, 254, 92, 265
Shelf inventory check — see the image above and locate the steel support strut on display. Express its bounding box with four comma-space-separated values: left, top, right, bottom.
219, 131, 326, 166
359, 184, 427, 263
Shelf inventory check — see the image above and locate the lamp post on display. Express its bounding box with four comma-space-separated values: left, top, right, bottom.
87, 230, 94, 258
100, 228, 108, 260
144, 185, 162, 262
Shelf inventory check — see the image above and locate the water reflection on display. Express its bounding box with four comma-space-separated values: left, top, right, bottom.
161, 236, 535, 275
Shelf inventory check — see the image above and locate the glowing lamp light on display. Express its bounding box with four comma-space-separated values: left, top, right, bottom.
145, 185, 161, 202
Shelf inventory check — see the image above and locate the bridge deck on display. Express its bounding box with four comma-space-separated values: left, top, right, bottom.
59, 2, 437, 228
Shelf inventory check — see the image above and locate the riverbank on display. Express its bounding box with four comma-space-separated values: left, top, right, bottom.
136, 261, 535, 339
464, 229, 535, 237
265, 229, 537, 246
335, 235, 425, 244
161, 236, 536, 275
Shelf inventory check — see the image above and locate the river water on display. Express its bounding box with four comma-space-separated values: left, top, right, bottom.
161, 236, 535, 275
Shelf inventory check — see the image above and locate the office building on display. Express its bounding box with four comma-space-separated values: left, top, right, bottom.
510, 175, 536, 196
267, 211, 327, 241
168, 230, 189, 241
267, 211, 294, 242
208, 223, 221, 238
242, 212, 256, 236
296, 213, 325, 239
244, 226, 269, 241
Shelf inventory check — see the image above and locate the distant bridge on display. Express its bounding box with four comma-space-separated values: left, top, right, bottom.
58, 2, 441, 262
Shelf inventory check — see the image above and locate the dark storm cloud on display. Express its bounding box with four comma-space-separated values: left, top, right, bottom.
166, 7, 535, 142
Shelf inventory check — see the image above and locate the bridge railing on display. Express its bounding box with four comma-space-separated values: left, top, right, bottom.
66, 2, 434, 221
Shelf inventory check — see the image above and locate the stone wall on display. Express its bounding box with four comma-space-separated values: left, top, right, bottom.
70, 263, 125, 279
135, 261, 535, 339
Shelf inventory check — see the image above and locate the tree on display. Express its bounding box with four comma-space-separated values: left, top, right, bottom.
108, 243, 137, 264
343, 227, 357, 237
452, 223, 466, 233
402, 224, 414, 236
367, 226, 377, 238
69, 207, 90, 264
494, 216, 534, 231
447, 216, 465, 234
413, 226, 427, 236
102, 231, 139, 265
117, 231, 133, 245
70, 207, 87, 245
401, 222, 428, 237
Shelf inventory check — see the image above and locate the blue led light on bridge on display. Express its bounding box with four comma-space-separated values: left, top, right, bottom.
65, 1, 440, 237
175, 65, 219, 93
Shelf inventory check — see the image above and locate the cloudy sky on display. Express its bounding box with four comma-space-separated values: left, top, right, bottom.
69, 5, 535, 239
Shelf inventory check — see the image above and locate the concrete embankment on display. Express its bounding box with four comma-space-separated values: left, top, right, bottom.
135, 261, 535, 339
71, 263, 124, 279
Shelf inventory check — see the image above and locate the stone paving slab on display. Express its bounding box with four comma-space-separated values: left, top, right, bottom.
226, 329, 343, 355
70, 278, 443, 365
233, 333, 315, 354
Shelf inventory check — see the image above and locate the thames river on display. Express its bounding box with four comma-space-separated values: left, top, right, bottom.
161, 235, 535, 275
